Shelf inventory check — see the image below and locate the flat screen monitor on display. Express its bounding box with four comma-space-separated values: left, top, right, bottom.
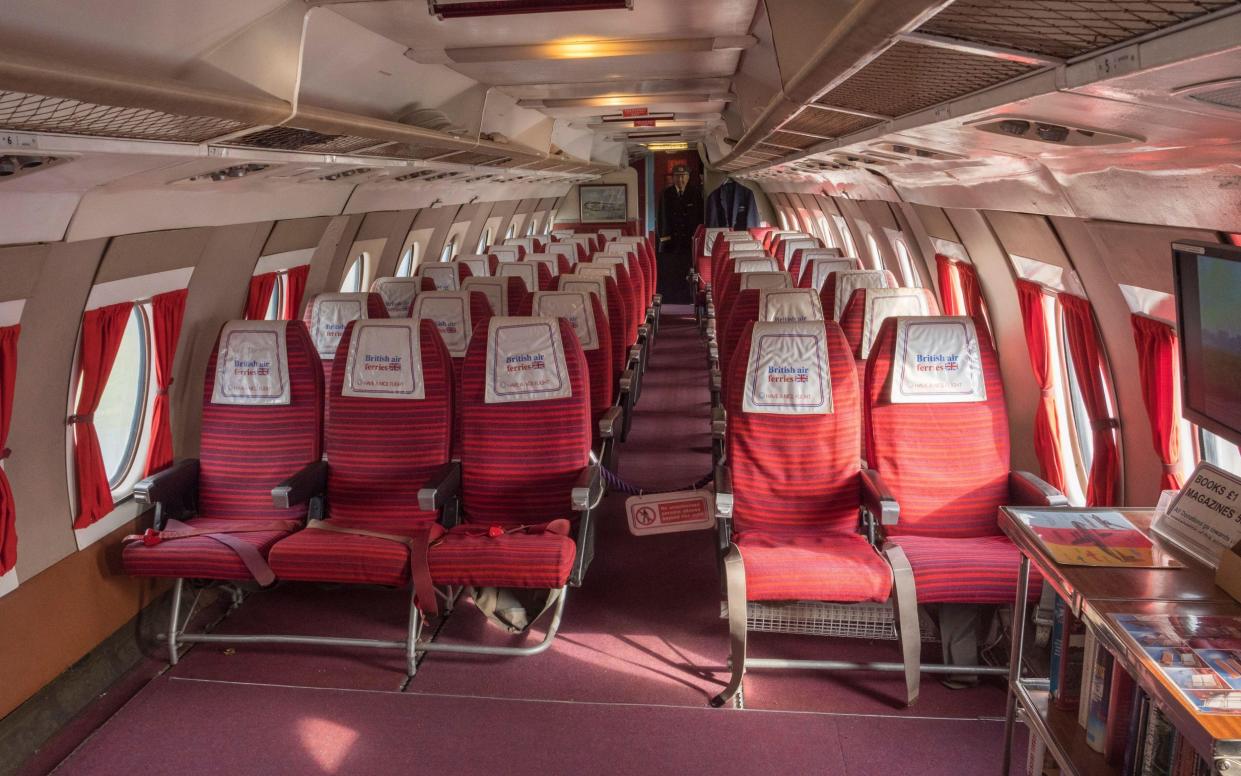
1173, 240, 1241, 447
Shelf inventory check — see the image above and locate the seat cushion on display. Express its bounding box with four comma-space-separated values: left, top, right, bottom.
736, 531, 892, 602
888, 534, 1043, 604
267, 517, 438, 587
121, 517, 294, 581
429, 522, 576, 589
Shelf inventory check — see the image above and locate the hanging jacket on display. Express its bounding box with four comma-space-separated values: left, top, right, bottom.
706, 179, 759, 229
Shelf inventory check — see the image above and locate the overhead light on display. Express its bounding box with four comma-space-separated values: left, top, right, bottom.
428, 0, 632, 20
645, 142, 689, 151
601, 112, 675, 124
519, 93, 732, 109
180, 163, 270, 184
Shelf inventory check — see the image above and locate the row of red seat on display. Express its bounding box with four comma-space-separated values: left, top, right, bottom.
119, 230, 659, 675
696, 228, 1067, 709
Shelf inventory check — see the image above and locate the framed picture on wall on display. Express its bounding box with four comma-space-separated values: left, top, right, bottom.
578, 184, 627, 224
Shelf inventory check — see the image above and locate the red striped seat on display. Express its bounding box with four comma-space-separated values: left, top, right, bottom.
123, 321, 323, 581
865, 317, 1048, 603
518, 292, 613, 425
820, 270, 897, 321
410, 291, 493, 458
268, 319, 453, 587
559, 274, 625, 394
727, 320, 890, 602
428, 317, 590, 589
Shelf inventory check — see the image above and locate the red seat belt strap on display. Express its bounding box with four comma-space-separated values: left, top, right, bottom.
122, 518, 299, 587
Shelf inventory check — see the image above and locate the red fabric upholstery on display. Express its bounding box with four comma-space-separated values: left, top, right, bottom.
737, 532, 892, 602
446, 318, 590, 588
888, 535, 1042, 604
839, 287, 939, 384
718, 290, 760, 405
411, 292, 492, 459
144, 289, 188, 476
0, 324, 18, 576
124, 321, 324, 580
820, 270, 897, 321
518, 293, 614, 425
72, 302, 133, 529
269, 319, 454, 586
865, 318, 1010, 539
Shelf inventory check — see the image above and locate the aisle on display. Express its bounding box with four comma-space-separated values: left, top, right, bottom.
41, 311, 1021, 776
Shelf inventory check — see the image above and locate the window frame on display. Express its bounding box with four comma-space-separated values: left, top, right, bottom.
865, 232, 883, 272
340, 253, 367, 292
98, 304, 153, 494
477, 228, 492, 255
395, 244, 418, 277
440, 238, 457, 263
893, 238, 921, 288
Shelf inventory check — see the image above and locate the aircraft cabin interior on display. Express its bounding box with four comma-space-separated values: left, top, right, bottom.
2, 1, 1241, 774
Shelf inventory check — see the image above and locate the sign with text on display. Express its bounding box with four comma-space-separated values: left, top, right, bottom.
625, 490, 715, 536
1152, 461, 1241, 568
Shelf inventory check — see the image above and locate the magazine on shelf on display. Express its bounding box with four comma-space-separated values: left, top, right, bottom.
1111, 613, 1241, 715
1010, 509, 1183, 568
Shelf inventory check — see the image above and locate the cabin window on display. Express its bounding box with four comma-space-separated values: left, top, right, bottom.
477, 228, 492, 254
263, 276, 284, 321
340, 254, 366, 292
440, 238, 457, 263
865, 233, 883, 272
95, 306, 151, 491
894, 239, 920, 288
544, 219, 553, 235
817, 216, 835, 248
1055, 305, 1093, 505
505, 222, 516, 239
833, 215, 858, 259
526, 221, 535, 237
395, 244, 418, 277
1200, 428, 1241, 476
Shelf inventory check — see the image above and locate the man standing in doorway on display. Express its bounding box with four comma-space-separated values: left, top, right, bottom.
658, 164, 703, 304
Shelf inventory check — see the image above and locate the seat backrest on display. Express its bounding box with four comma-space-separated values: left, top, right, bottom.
201, 320, 323, 522
497, 261, 551, 294
735, 256, 780, 274
304, 292, 389, 382
370, 277, 421, 318
799, 257, 863, 291
790, 248, 846, 285
822, 269, 898, 320
865, 316, 1008, 539
522, 254, 560, 286
460, 317, 591, 526
408, 291, 492, 360
524, 290, 613, 423
325, 319, 453, 528
727, 320, 861, 536
560, 273, 625, 385
456, 254, 491, 278
546, 243, 577, 274
578, 260, 636, 342
598, 228, 622, 242
488, 245, 521, 263
840, 287, 940, 363
505, 237, 537, 254
463, 277, 514, 317
780, 238, 820, 267
417, 262, 462, 291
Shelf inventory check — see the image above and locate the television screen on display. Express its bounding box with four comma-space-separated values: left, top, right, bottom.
1174, 241, 1241, 447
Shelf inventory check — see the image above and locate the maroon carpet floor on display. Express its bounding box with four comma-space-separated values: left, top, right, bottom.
40, 313, 1025, 775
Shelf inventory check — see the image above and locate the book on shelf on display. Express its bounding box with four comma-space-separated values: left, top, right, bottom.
1122, 688, 1149, 776
1086, 647, 1115, 753
1049, 595, 1086, 710
1080, 629, 1099, 730
1025, 727, 1061, 776
1106, 667, 1138, 764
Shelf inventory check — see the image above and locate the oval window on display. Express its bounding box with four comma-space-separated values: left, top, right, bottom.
94, 307, 150, 489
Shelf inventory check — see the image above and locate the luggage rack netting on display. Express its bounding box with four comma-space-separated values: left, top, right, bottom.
0, 90, 250, 143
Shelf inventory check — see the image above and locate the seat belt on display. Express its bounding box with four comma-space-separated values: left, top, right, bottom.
123, 518, 301, 587
306, 520, 443, 618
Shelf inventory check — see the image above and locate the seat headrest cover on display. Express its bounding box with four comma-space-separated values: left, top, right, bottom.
418, 263, 459, 291
728, 240, 763, 252
489, 245, 521, 262
524, 254, 558, 274
370, 277, 421, 318
703, 227, 728, 253
801, 247, 844, 263
505, 237, 534, 251
578, 264, 618, 284
831, 269, 893, 319
742, 321, 833, 415
462, 277, 508, 316
890, 316, 986, 404
759, 288, 824, 323
860, 288, 936, 360
484, 316, 573, 404
547, 243, 577, 263
782, 238, 819, 263
211, 321, 292, 406
531, 291, 599, 351
736, 257, 779, 274
807, 258, 860, 290
342, 319, 426, 400
729, 250, 767, 260
551, 230, 574, 240
457, 255, 490, 277
599, 229, 622, 241
559, 274, 609, 312
411, 291, 472, 358
614, 235, 643, 245
740, 271, 792, 292
497, 262, 538, 292
308, 292, 372, 359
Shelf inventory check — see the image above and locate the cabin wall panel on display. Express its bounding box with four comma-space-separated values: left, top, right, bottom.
354, 211, 404, 244
0, 245, 51, 303
984, 211, 1074, 270
482, 200, 519, 248
94, 228, 210, 282
305, 215, 365, 303
856, 199, 901, 275
415, 206, 463, 267
8, 239, 110, 579
1079, 221, 1219, 295
461, 201, 496, 257
171, 222, 275, 458
262, 217, 334, 257
941, 208, 1041, 476
560, 170, 639, 224
373, 211, 418, 279
887, 202, 934, 289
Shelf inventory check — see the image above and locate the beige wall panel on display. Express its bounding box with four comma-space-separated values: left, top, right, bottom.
461, 201, 496, 257
985, 210, 1073, 269
95, 229, 209, 282
354, 210, 402, 243
373, 211, 418, 279
0, 245, 50, 303
305, 215, 365, 303
262, 217, 333, 257
8, 239, 109, 579
1082, 220, 1220, 294
889, 202, 935, 289
909, 203, 959, 243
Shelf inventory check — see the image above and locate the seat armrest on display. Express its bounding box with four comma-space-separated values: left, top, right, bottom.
860, 468, 900, 527
572, 465, 604, 512
134, 458, 199, 508
1009, 470, 1069, 507
618, 369, 634, 394
714, 464, 733, 551
418, 461, 462, 512
271, 460, 328, 509
711, 406, 727, 440
637, 323, 651, 341
652, 293, 662, 306
707, 342, 719, 361
598, 405, 623, 440
628, 344, 643, 366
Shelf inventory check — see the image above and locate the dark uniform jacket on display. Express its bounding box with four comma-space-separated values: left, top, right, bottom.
659, 184, 704, 254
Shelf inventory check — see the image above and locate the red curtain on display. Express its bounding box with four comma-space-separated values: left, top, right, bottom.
1060, 294, 1120, 506
956, 261, 986, 322
73, 302, 133, 529
935, 254, 959, 314
0, 324, 19, 575
245, 272, 277, 320
143, 289, 188, 477
1131, 314, 1184, 490
1015, 280, 1066, 493
283, 265, 309, 321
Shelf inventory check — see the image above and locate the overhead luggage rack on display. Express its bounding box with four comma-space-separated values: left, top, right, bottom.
0, 89, 249, 143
